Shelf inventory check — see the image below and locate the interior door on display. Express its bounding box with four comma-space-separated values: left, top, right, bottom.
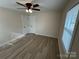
21, 15, 30, 34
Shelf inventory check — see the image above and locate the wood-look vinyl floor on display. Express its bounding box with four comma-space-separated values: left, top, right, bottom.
0, 34, 60, 59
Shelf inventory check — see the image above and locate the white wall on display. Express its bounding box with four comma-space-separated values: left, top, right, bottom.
29, 11, 61, 38
0, 7, 62, 45
0, 7, 24, 44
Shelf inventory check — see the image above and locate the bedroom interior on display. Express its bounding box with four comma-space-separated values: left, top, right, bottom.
0, 0, 79, 59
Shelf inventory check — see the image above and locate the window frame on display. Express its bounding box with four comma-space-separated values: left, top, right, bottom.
62, 3, 79, 53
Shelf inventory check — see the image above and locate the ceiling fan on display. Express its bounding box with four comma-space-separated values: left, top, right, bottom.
16, 2, 40, 13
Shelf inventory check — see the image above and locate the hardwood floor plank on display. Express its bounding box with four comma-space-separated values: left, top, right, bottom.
0, 34, 60, 59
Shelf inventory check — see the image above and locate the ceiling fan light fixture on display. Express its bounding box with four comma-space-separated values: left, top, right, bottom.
29, 9, 32, 13
26, 9, 29, 12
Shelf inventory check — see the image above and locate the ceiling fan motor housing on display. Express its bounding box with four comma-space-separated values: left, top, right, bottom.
26, 3, 32, 9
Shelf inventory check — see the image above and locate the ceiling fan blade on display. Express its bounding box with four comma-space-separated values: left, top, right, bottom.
32, 8, 40, 11
33, 4, 39, 7
16, 2, 25, 7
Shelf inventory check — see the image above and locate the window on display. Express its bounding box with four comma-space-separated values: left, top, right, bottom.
62, 4, 79, 53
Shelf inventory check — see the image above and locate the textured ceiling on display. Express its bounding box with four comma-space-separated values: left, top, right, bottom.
0, 0, 69, 11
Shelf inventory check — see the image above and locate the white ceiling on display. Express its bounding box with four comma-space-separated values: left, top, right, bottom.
0, 0, 69, 11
